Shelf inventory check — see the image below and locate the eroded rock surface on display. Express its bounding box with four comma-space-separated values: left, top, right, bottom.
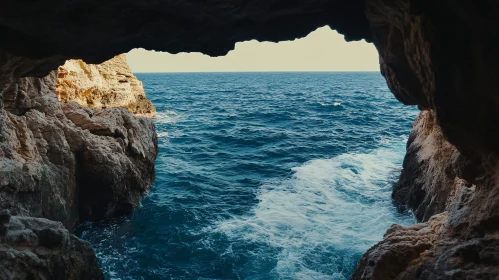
0, 57, 157, 279
1, 72, 157, 228
353, 212, 499, 280
55, 54, 155, 117
0, 211, 104, 280
353, 111, 499, 280
349, 1, 499, 278
392, 111, 461, 222
1, 1, 499, 279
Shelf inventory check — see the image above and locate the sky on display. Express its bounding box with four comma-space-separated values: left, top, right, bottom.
126, 26, 379, 73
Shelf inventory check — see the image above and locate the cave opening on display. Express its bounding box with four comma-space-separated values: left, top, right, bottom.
2, 1, 499, 279
71, 27, 418, 279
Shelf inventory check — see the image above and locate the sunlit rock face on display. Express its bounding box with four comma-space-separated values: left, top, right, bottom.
1, 0, 499, 279
55, 55, 156, 117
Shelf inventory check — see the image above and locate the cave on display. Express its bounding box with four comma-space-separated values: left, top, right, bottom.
1, 0, 499, 279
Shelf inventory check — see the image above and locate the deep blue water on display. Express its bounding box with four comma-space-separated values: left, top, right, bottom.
76, 72, 419, 280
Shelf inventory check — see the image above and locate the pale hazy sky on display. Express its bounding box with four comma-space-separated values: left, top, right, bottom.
126, 26, 379, 73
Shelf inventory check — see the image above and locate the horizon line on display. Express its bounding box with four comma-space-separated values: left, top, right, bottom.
132, 70, 380, 74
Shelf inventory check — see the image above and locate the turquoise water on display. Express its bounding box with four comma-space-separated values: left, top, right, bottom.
76, 72, 418, 279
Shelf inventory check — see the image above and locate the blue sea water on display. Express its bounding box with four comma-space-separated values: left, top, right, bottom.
76, 72, 419, 280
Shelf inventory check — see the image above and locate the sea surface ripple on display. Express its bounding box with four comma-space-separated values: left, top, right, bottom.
76, 72, 419, 280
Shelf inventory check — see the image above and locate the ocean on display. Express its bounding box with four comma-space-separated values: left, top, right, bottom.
75, 72, 418, 279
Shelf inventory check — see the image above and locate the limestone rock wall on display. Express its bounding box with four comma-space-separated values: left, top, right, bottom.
1, 72, 157, 228
0, 57, 158, 278
349, 1, 499, 278
353, 111, 499, 279
55, 54, 155, 117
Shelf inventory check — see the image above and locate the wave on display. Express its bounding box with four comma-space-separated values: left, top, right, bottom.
318, 101, 342, 106
157, 131, 169, 138
154, 110, 180, 125
214, 141, 414, 279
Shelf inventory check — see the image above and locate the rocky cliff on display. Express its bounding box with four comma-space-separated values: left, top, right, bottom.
1, 71, 157, 227
350, 1, 499, 278
0, 57, 157, 278
352, 111, 499, 279
0, 1, 499, 279
55, 54, 155, 117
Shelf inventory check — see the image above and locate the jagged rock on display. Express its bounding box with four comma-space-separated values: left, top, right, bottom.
353, 211, 499, 280
0, 0, 498, 160
1, 1, 499, 279
393, 111, 462, 222
0, 215, 104, 280
61, 101, 158, 222
0, 69, 157, 229
0, 55, 157, 279
354, 111, 499, 279
350, 1, 499, 278
55, 54, 155, 117
392, 111, 484, 222
352, 213, 448, 280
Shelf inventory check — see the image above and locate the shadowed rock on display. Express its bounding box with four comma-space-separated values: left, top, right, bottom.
1, 0, 499, 279
0, 216, 103, 280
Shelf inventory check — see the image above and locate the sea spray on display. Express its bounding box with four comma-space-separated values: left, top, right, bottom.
215, 142, 415, 279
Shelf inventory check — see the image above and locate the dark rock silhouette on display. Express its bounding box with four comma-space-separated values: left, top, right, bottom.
0, 0, 498, 279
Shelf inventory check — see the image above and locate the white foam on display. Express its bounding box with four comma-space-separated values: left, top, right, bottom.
319, 102, 341, 107
157, 131, 169, 138
215, 141, 414, 279
154, 110, 180, 125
